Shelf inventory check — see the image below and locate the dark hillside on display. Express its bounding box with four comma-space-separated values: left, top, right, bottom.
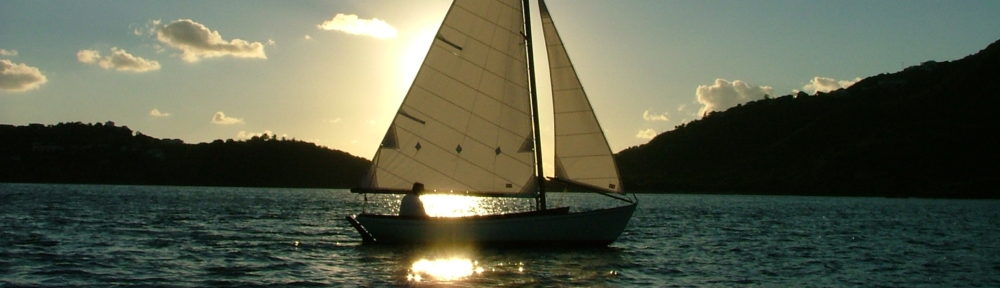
0, 122, 370, 188
616, 39, 1000, 197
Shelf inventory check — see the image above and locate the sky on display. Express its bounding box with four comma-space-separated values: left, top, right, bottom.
3, 0, 999, 172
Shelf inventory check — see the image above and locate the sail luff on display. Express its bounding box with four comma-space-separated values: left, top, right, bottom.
539, 0, 624, 193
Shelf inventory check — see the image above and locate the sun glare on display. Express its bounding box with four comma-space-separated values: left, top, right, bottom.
395, 26, 437, 97
408, 258, 483, 282
419, 194, 485, 218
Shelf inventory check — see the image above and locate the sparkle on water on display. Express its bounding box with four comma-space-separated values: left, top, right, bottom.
4, 184, 999, 287
418, 194, 485, 217
408, 257, 481, 282
405, 252, 526, 283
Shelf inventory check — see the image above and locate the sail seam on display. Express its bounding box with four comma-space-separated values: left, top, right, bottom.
375, 144, 527, 193
391, 115, 535, 169
420, 63, 531, 115
408, 84, 530, 139
554, 109, 598, 114
435, 30, 527, 78
430, 30, 528, 86
541, 0, 625, 194
555, 131, 602, 137
451, 4, 522, 38
551, 87, 583, 93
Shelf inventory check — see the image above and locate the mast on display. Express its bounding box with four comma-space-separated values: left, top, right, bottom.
523, 0, 546, 210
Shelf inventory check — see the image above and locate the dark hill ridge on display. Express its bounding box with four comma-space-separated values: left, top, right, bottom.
616, 39, 1000, 198
0, 122, 370, 188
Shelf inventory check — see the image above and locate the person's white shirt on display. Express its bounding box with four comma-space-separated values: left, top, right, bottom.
399, 193, 426, 217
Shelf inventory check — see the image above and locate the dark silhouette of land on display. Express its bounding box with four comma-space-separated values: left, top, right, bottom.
616, 39, 1000, 198
0, 122, 370, 188
4, 40, 999, 197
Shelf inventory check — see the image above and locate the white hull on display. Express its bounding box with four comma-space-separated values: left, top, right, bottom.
348, 203, 636, 246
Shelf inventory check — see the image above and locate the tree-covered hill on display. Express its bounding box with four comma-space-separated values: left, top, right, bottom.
616, 39, 1000, 198
0, 122, 370, 188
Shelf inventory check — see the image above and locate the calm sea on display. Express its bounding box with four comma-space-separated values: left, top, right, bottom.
1, 183, 998, 287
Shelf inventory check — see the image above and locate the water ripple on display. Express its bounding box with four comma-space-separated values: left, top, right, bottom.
1, 184, 999, 287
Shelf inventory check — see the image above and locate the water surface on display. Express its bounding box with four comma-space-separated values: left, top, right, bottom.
1, 183, 998, 286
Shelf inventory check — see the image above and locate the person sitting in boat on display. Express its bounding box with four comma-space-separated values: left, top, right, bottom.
399, 182, 427, 217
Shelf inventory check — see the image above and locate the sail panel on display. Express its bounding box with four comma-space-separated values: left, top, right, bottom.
551, 89, 596, 114
363, 0, 536, 195
540, 0, 623, 193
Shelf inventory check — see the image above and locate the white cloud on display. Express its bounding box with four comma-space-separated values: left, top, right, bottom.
77, 47, 161, 72
636, 128, 657, 139
304, 34, 313, 40
211, 111, 244, 125
0, 49, 17, 56
642, 110, 669, 122
0, 59, 48, 92
149, 108, 171, 117
317, 14, 398, 39
154, 19, 267, 62
695, 79, 773, 116
327, 117, 342, 124
802, 76, 861, 94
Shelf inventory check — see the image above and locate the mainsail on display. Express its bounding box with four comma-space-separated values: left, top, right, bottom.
362, 0, 538, 195
540, 0, 623, 193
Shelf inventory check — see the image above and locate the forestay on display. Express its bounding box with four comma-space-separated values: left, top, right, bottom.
540, 0, 623, 193
361, 0, 538, 196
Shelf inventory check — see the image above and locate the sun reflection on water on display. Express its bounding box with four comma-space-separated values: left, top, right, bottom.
406, 256, 527, 283
419, 194, 484, 217
407, 258, 484, 282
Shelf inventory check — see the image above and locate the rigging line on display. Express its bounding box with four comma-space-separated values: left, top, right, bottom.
598, 192, 634, 203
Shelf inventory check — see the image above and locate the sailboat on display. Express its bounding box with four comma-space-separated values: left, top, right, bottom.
347, 0, 636, 245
